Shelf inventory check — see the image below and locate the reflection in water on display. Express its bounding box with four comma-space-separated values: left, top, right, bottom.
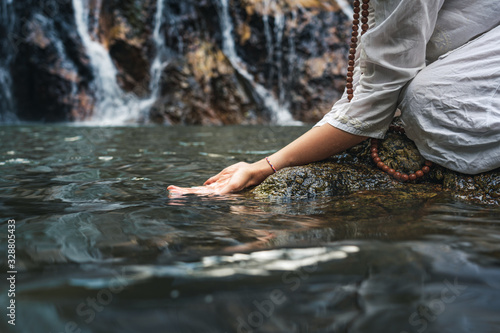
0, 125, 499, 333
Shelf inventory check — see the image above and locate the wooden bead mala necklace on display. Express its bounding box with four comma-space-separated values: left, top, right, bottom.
370, 128, 433, 182
346, 0, 369, 102
347, 0, 432, 182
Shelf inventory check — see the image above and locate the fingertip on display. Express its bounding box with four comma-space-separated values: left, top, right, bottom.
204, 176, 217, 184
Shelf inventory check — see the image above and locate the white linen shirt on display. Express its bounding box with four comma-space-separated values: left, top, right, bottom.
315, 0, 500, 139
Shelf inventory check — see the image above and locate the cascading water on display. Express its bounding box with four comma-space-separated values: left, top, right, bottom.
73, 0, 133, 124
148, 0, 169, 105
286, 9, 298, 105
262, 0, 287, 107
3, 0, 351, 125
0, 0, 18, 123
262, 0, 274, 64
274, 10, 286, 107
336, 0, 354, 19
72, 0, 167, 125
215, 0, 299, 125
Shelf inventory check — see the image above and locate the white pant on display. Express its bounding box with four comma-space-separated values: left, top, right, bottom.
400, 24, 500, 174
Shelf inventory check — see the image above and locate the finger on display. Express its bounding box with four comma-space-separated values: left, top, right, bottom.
204, 170, 233, 186
168, 183, 228, 196
204, 162, 247, 185
204, 175, 220, 186
167, 185, 209, 195
203, 169, 229, 185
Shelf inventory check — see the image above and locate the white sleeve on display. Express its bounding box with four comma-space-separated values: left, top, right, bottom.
315, 0, 446, 138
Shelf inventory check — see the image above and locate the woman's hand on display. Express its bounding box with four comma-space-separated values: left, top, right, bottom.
167, 125, 366, 196
167, 160, 274, 196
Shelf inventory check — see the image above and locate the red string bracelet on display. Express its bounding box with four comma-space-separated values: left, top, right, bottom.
265, 157, 277, 173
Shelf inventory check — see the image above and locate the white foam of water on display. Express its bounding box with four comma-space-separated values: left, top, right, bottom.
73, 0, 136, 124
0, 0, 18, 123
262, 0, 274, 63
67, 246, 356, 287
149, 0, 169, 98
72, 0, 167, 125
274, 10, 286, 106
336, 0, 354, 19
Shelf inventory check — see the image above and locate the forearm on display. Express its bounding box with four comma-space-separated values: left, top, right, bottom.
266, 124, 367, 171
170, 124, 367, 195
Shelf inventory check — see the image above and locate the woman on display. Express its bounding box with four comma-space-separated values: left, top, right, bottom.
168, 0, 500, 195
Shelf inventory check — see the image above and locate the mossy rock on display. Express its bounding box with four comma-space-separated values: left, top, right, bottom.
442, 170, 500, 205
253, 161, 403, 199
252, 132, 500, 205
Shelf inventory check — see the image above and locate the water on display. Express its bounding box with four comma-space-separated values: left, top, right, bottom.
262, 0, 286, 107
2, 0, 302, 125
69, 0, 299, 126
149, 0, 169, 103
216, 0, 299, 125
0, 0, 17, 123
73, 0, 135, 124
72, 0, 167, 125
336, 0, 354, 19
1, 124, 500, 333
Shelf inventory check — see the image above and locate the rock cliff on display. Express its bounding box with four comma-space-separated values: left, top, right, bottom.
1, 0, 353, 124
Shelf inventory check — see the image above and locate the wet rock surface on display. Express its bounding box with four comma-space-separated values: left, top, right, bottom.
149, 39, 263, 125
98, 0, 156, 95
253, 132, 500, 205
151, 0, 353, 124
10, 1, 95, 121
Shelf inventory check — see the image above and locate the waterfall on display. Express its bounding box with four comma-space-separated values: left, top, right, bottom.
148, 0, 169, 107
262, 0, 274, 64
286, 9, 298, 105
215, 0, 299, 125
72, 0, 167, 125
262, 0, 288, 107
274, 10, 286, 107
0, 0, 18, 123
336, 0, 354, 19
73, 0, 134, 124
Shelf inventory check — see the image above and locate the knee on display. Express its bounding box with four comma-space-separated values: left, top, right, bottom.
401, 71, 431, 105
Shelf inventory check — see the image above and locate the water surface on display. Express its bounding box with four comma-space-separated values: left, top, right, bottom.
1, 125, 499, 333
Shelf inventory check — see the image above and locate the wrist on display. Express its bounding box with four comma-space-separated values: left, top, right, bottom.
252, 159, 276, 180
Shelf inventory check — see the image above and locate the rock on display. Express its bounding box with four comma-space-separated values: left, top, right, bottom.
101, 0, 354, 124
149, 40, 264, 125
232, 0, 352, 123
11, 3, 95, 121
253, 161, 404, 198
98, 0, 156, 96
4, 0, 353, 124
252, 130, 500, 205
442, 171, 500, 205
